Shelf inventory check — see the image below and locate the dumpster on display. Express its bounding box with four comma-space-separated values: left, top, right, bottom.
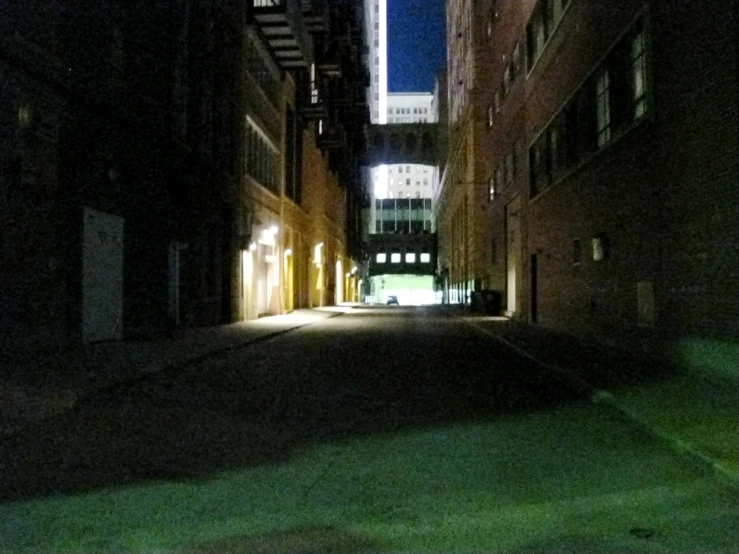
472, 290, 502, 315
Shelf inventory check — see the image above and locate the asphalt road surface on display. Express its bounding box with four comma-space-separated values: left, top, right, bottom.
1, 306, 737, 553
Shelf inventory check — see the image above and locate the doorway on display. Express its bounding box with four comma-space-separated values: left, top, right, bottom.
530, 253, 538, 323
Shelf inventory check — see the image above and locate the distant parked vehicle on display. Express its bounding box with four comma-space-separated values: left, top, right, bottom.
386, 295, 399, 305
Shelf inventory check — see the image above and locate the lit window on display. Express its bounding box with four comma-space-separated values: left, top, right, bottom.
391, 253, 401, 263
596, 69, 611, 147
376, 253, 387, 263
631, 29, 647, 119
502, 65, 512, 95
420, 253, 431, 263
406, 253, 416, 263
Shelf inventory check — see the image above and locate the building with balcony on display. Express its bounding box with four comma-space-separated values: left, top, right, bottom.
437, 0, 739, 349
245, 0, 369, 314
0, 0, 369, 349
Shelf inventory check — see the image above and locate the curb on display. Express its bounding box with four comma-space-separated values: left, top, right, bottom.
596, 394, 739, 493
456, 314, 739, 493
1, 308, 350, 438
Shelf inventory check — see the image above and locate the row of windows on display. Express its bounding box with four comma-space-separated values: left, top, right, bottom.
246, 37, 279, 103
376, 252, 432, 264
486, 0, 572, 124
389, 107, 428, 115
389, 178, 429, 186
386, 191, 427, 199
487, 37, 524, 127
529, 18, 649, 197
488, 140, 523, 201
390, 165, 429, 174
374, 221, 433, 233
388, 117, 429, 123
245, 122, 279, 194
527, 0, 572, 70
376, 198, 432, 210
375, 209, 432, 222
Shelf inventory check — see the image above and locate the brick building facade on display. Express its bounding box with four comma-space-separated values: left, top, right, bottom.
437, 0, 738, 347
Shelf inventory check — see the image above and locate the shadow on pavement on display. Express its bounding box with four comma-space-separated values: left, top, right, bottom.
0, 307, 586, 504
455, 306, 681, 391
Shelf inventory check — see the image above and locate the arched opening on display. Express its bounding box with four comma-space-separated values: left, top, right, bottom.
422, 132, 433, 152
389, 132, 401, 151
405, 132, 417, 152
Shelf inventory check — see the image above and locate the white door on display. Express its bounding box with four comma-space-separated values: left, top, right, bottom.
256, 245, 268, 315
82, 207, 124, 343
335, 260, 343, 304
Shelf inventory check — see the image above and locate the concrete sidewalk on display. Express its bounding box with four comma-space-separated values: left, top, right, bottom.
450, 307, 739, 491
0, 306, 355, 436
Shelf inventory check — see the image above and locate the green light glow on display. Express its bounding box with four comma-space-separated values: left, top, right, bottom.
675, 338, 739, 383
1, 412, 736, 553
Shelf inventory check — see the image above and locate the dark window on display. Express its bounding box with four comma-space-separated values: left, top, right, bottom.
529, 134, 550, 197
495, 165, 505, 193
504, 151, 514, 183
528, 15, 649, 198
573, 238, 582, 265
527, 0, 569, 71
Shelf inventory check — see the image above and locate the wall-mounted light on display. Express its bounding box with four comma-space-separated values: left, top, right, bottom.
269, 225, 279, 235
351, 266, 358, 274
249, 242, 257, 251
284, 248, 293, 257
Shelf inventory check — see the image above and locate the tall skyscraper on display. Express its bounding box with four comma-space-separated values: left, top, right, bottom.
365, 0, 387, 125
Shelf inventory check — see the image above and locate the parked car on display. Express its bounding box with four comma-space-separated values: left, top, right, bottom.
386, 295, 399, 305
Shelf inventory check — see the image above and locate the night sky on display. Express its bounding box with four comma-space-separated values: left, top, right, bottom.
387, 0, 446, 93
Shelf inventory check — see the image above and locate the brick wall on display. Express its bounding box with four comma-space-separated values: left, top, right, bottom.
523, 0, 738, 342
